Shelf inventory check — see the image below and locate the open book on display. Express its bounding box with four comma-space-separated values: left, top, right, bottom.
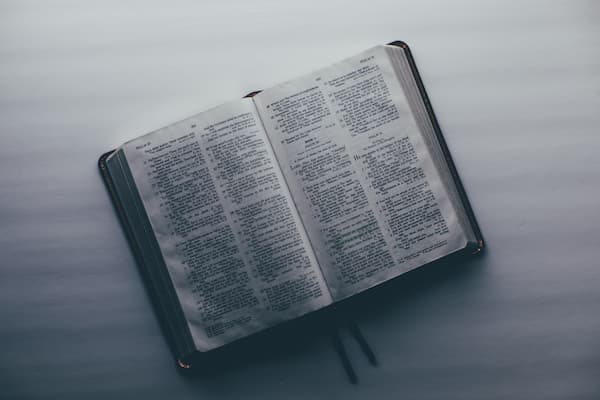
99, 41, 483, 366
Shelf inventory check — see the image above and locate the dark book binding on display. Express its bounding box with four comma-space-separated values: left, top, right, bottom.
99, 150, 194, 367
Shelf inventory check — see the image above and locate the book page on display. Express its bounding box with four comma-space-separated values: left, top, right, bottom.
121, 99, 332, 351
254, 46, 467, 300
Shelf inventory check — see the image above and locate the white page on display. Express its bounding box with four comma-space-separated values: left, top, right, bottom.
121, 99, 331, 351
254, 46, 467, 300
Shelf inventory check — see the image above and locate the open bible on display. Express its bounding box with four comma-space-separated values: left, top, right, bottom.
99, 41, 483, 367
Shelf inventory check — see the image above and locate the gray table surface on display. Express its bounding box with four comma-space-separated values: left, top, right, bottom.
1, 0, 599, 399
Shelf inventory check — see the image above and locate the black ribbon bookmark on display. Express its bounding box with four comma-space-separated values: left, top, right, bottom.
331, 319, 378, 384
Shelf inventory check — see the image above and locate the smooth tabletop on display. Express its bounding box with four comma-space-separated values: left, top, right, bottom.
1, 1, 599, 399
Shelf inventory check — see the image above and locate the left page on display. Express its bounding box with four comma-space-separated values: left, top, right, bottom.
120, 99, 332, 351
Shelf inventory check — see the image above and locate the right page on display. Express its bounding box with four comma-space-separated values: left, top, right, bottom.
254, 45, 468, 300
